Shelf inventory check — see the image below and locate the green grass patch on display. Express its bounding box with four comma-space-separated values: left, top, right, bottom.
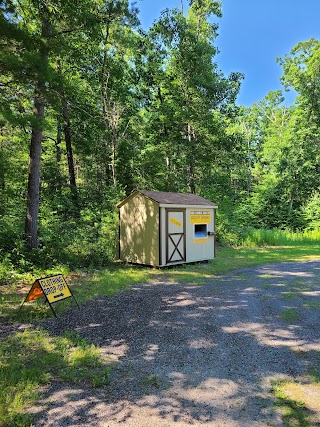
74, 265, 152, 302
215, 245, 320, 272
272, 350, 320, 426
271, 380, 320, 427
303, 300, 320, 311
141, 374, 163, 389
0, 328, 111, 426
279, 308, 300, 322
282, 291, 299, 301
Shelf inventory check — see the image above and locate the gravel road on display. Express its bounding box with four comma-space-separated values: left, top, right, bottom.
31, 260, 320, 426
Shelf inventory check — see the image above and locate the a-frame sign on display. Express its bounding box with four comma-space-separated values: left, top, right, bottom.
21, 274, 79, 318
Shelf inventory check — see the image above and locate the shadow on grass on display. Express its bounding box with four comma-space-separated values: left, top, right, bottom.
272, 383, 320, 427
0, 328, 111, 426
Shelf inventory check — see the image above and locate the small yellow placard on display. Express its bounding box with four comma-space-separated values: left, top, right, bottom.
194, 238, 209, 244
190, 212, 211, 224
170, 217, 182, 227
38, 275, 72, 303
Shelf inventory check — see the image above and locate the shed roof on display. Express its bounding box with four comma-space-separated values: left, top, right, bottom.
117, 190, 217, 207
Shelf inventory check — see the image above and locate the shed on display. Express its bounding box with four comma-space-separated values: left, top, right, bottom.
117, 190, 218, 267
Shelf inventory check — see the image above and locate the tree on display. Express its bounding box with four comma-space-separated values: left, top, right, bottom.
135, 0, 242, 194
1, 0, 100, 249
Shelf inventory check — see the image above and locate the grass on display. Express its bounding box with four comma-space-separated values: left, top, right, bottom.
141, 374, 164, 390
272, 380, 320, 427
0, 328, 111, 427
308, 351, 320, 383
279, 308, 300, 322
241, 228, 320, 247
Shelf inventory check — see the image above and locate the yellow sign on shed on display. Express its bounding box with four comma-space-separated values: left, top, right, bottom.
190, 212, 211, 224
170, 217, 182, 227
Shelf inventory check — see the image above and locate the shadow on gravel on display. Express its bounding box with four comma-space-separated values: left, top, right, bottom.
34, 260, 320, 426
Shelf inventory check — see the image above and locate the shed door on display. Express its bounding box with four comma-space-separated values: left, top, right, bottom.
166, 209, 186, 264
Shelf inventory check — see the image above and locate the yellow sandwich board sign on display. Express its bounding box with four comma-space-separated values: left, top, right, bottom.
24, 280, 44, 302
38, 275, 72, 303
21, 274, 79, 318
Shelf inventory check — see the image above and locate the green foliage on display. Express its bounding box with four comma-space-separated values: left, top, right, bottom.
301, 191, 320, 230
38, 208, 119, 269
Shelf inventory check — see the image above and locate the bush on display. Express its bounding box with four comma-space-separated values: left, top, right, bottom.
35, 209, 119, 269
0, 207, 119, 271
302, 191, 320, 230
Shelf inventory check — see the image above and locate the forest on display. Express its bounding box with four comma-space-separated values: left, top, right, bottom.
1, 0, 320, 272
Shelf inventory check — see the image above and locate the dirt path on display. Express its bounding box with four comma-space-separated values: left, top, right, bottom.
32, 260, 320, 426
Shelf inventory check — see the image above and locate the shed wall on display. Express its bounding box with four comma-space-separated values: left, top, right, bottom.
119, 193, 159, 266
160, 206, 216, 266
185, 207, 215, 262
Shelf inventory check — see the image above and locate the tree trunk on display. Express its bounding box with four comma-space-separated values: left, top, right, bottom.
111, 128, 117, 188
24, 14, 50, 251
56, 118, 62, 164
62, 95, 79, 211
57, 59, 79, 211
25, 85, 45, 251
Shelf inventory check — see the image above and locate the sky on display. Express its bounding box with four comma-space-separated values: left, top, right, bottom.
136, 0, 320, 106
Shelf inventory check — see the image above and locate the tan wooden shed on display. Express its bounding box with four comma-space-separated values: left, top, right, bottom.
117, 190, 218, 267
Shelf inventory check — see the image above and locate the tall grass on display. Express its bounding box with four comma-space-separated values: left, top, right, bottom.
241, 228, 320, 247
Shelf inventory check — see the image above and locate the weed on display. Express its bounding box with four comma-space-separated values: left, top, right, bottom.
279, 308, 300, 322
282, 291, 298, 301
141, 374, 163, 389
303, 300, 320, 311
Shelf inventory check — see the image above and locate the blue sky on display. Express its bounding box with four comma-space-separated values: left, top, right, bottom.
136, 0, 320, 106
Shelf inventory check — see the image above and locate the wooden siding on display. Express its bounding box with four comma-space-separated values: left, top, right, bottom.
119, 192, 159, 266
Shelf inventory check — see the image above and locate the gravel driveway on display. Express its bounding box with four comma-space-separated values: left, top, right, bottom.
32, 260, 320, 426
